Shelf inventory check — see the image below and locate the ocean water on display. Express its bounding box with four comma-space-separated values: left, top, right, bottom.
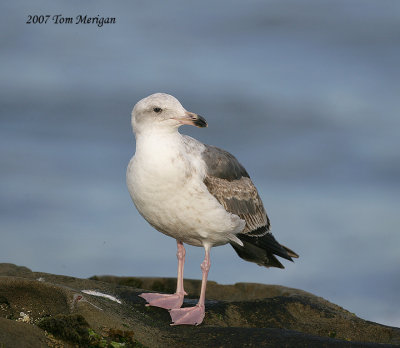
1, 0, 399, 327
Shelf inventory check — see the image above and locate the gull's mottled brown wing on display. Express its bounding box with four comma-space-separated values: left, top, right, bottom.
202, 145, 298, 268
202, 145, 269, 234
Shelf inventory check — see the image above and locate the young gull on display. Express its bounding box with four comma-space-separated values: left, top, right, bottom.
126, 93, 299, 325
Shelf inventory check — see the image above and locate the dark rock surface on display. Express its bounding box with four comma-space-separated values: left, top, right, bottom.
0, 263, 399, 347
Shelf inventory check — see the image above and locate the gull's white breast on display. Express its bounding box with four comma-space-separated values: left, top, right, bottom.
126, 133, 245, 247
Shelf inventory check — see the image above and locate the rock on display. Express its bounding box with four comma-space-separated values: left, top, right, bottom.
0, 263, 399, 347
0, 317, 49, 348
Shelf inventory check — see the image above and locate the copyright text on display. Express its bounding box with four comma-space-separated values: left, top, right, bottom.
26, 15, 116, 27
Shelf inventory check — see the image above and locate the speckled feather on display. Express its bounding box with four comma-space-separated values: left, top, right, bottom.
202, 145, 269, 235
201, 145, 298, 268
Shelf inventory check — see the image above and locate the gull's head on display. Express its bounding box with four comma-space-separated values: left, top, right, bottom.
131, 93, 207, 135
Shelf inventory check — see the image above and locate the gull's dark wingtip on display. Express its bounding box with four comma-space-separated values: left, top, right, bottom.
230, 228, 299, 269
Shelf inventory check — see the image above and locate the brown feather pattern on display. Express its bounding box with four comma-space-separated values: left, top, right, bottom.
201, 144, 298, 268
203, 175, 269, 234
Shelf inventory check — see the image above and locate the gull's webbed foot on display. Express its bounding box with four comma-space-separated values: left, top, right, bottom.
169, 304, 205, 325
139, 292, 185, 310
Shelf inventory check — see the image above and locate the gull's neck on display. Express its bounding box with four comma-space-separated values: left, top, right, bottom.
134, 126, 183, 155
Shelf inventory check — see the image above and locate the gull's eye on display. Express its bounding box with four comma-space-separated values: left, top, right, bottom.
153, 107, 162, 113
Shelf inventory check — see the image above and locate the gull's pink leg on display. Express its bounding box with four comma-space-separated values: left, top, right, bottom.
169, 245, 211, 326
176, 240, 187, 296
139, 240, 187, 309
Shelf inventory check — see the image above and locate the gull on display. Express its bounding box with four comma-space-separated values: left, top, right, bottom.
126, 93, 298, 325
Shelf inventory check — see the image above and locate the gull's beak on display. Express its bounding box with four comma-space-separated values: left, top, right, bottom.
174, 111, 208, 128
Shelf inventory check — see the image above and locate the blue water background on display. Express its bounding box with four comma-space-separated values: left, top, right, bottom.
1, 0, 399, 326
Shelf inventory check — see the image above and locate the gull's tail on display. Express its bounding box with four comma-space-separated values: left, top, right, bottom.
230, 228, 299, 269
